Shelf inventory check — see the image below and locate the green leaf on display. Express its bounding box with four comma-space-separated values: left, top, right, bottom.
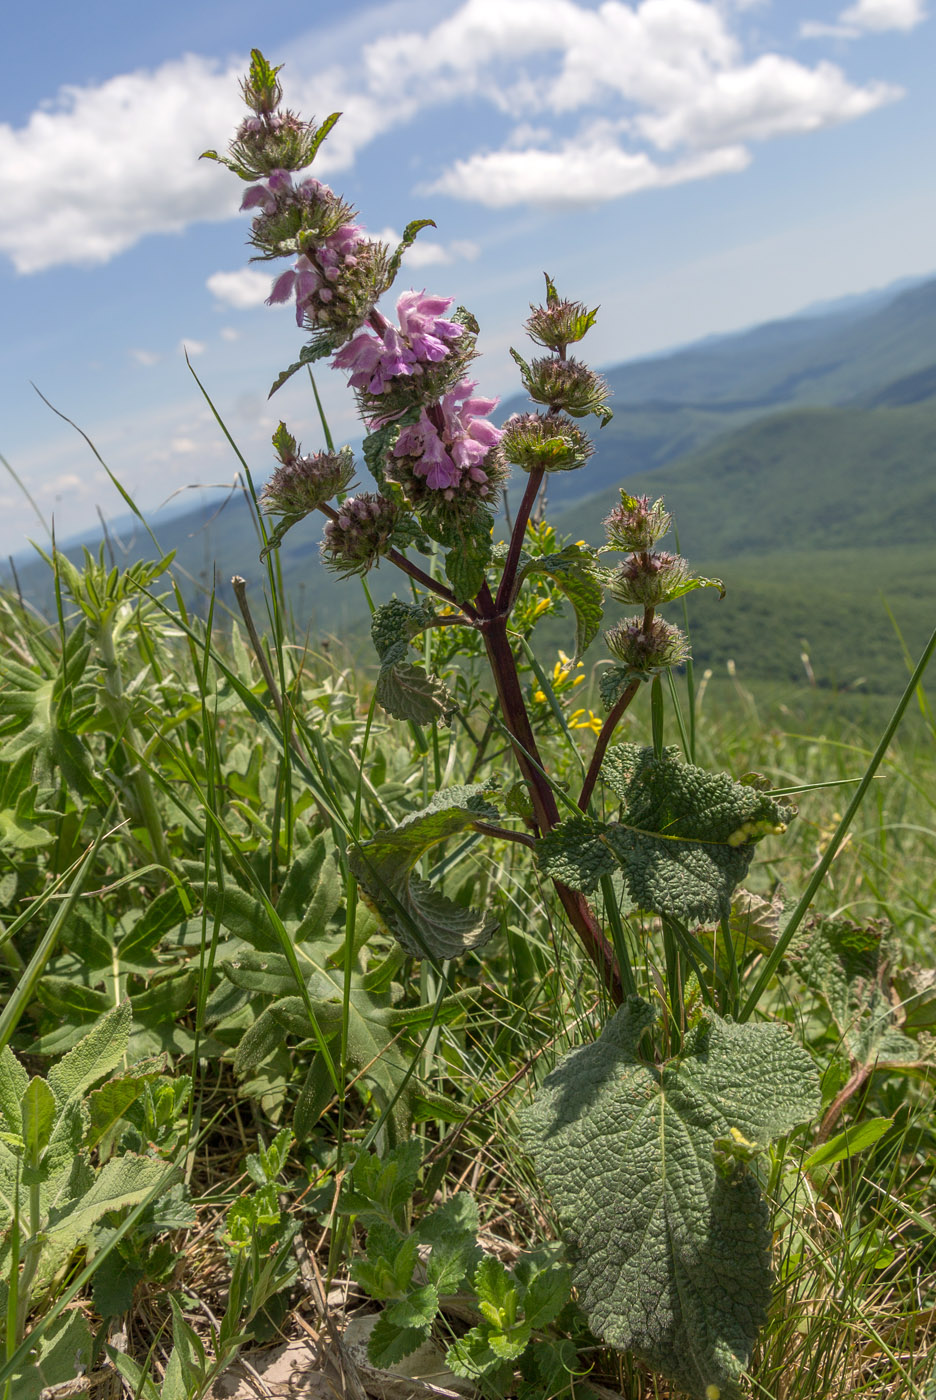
803, 1117, 893, 1174
523, 998, 820, 1400
516, 546, 604, 658
349, 786, 499, 959
294, 1055, 335, 1138
792, 918, 920, 1069
375, 645, 456, 725
268, 335, 338, 399
445, 529, 493, 604
446, 1326, 512, 1387
538, 745, 794, 925
21, 1077, 56, 1159
0, 1045, 28, 1136
367, 1308, 432, 1368
599, 664, 643, 712
370, 600, 455, 724
386, 218, 438, 285
116, 887, 190, 968
234, 997, 317, 1075
279, 832, 343, 939
86, 1065, 164, 1151
35, 977, 111, 1022
45, 1154, 171, 1250
93, 1253, 144, 1318
419, 1194, 481, 1292
892, 966, 936, 1032
47, 1002, 132, 1111
107, 1351, 160, 1400
246, 1125, 292, 1186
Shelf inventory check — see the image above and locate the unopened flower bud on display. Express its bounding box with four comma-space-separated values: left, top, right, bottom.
604, 492, 672, 551
518, 355, 610, 421
262, 438, 355, 518
525, 274, 598, 352
605, 616, 690, 673
607, 552, 690, 607
496, 412, 593, 474
321, 493, 399, 576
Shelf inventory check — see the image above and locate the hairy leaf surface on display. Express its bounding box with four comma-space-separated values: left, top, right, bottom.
370, 599, 455, 724
349, 786, 499, 959
538, 745, 793, 924
792, 918, 920, 1068
523, 999, 819, 1400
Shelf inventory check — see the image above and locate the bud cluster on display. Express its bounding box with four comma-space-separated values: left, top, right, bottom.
604, 616, 690, 672
496, 411, 593, 475
518, 355, 610, 421
606, 551, 690, 608
525, 282, 599, 355
261, 427, 355, 519
321, 494, 400, 576
603, 492, 671, 552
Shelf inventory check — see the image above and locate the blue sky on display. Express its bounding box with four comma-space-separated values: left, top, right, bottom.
1, 0, 933, 557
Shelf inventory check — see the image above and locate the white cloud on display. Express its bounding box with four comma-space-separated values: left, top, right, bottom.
428, 132, 749, 206
799, 20, 862, 37
368, 0, 903, 203
0, 54, 245, 274
206, 267, 274, 308
0, 0, 912, 269
130, 349, 161, 367
178, 339, 206, 356
373, 228, 481, 267
839, 0, 927, 29
637, 56, 899, 149
220, 326, 241, 341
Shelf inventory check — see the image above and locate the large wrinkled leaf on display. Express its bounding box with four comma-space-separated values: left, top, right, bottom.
524, 999, 819, 1400
792, 918, 920, 1068
537, 745, 793, 925
349, 786, 499, 960
516, 545, 603, 659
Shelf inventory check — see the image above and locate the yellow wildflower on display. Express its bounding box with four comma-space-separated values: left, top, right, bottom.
569, 709, 603, 734
533, 689, 546, 704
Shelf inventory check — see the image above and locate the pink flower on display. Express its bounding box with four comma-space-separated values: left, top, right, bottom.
332, 288, 463, 398
392, 380, 503, 498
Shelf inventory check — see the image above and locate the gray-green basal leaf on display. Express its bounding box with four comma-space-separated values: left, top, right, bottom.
523, 998, 820, 1400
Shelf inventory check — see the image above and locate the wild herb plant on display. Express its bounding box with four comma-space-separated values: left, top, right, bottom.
0, 44, 933, 1400
198, 48, 928, 1400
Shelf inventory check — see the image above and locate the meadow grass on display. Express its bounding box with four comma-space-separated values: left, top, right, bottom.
0, 536, 932, 1400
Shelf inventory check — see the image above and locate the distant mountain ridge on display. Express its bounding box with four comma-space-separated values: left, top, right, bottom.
4, 271, 935, 694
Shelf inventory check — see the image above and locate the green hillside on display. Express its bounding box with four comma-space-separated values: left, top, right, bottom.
552, 400, 936, 557
545, 399, 936, 694
6, 278, 935, 696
